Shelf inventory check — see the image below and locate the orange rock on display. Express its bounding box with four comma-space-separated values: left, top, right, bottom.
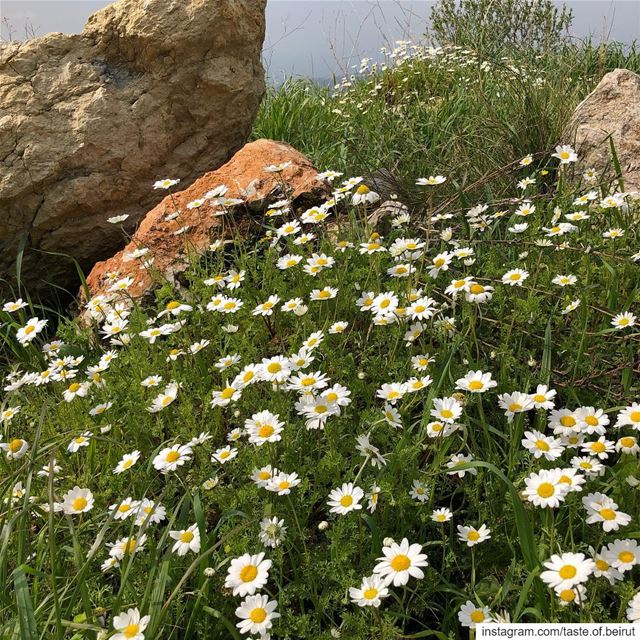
84, 139, 330, 303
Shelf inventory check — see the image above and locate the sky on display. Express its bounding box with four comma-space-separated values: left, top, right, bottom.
1, 1, 638, 81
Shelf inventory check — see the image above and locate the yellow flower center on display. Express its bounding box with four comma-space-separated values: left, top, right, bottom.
559, 589, 575, 603
363, 587, 378, 600
24, 325, 35, 335
469, 284, 484, 295
467, 531, 480, 541
559, 565, 577, 579
326, 392, 338, 402
72, 497, 88, 511
258, 425, 275, 438
267, 363, 282, 374
468, 380, 484, 390
233, 563, 258, 586
221, 387, 236, 400
535, 440, 550, 451
68, 383, 81, 393
434, 258, 445, 267
590, 442, 605, 453
180, 531, 194, 543
599, 508, 616, 521
533, 394, 546, 403
278, 481, 290, 491
619, 551, 635, 564
584, 415, 599, 426
249, 607, 267, 623
356, 185, 370, 194
560, 416, 576, 427
630, 411, 640, 423
118, 504, 131, 513
595, 559, 609, 571
167, 301, 180, 310
470, 610, 486, 623
258, 471, 271, 481
166, 451, 180, 463
441, 409, 453, 419
340, 495, 353, 508
9, 439, 23, 452
243, 371, 254, 383
537, 483, 555, 498
620, 437, 636, 448
390, 554, 411, 571
124, 539, 137, 553
123, 624, 140, 638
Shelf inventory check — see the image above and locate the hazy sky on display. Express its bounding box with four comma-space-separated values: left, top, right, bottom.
1, 1, 638, 80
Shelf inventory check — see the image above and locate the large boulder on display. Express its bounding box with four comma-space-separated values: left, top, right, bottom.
84, 139, 331, 305
0, 0, 266, 296
566, 68, 640, 192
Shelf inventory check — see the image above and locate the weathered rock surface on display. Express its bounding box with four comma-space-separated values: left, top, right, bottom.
84, 139, 331, 304
0, 0, 266, 295
567, 68, 640, 192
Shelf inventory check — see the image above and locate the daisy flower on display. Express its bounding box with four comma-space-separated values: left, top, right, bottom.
431, 396, 463, 423
61, 487, 94, 515
446, 454, 477, 478
431, 508, 453, 523
153, 444, 192, 473
212, 446, 238, 464
455, 370, 497, 393
540, 552, 595, 590
603, 539, 640, 573
225, 552, 272, 596
235, 594, 280, 637
458, 600, 493, 628
522, 430, 564, 461
373, 538, 428, 586
148, 382, 179, 413
502, 268, 529, 286
266, 472, 301, 495
112, 607, 150, 640
169, 524, 201, 556
522, 469, 570, 508
259, 517, 287, 548
552, 274, 577, 287
552, 144, 578, 164
245, 410, 285, 446
328, 483, 364, 515
457, 524, 491, 547
349, 575, 389, 607
611, 312, 637, 330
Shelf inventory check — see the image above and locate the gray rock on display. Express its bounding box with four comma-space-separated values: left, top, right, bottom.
566, 68, 640, 193
0, 0, 266, 295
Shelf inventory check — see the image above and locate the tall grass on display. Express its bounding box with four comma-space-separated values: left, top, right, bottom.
253, 40, 640, 205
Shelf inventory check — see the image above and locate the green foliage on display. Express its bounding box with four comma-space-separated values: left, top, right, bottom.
428, 0, 574, 55
253, 41, 640, 210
